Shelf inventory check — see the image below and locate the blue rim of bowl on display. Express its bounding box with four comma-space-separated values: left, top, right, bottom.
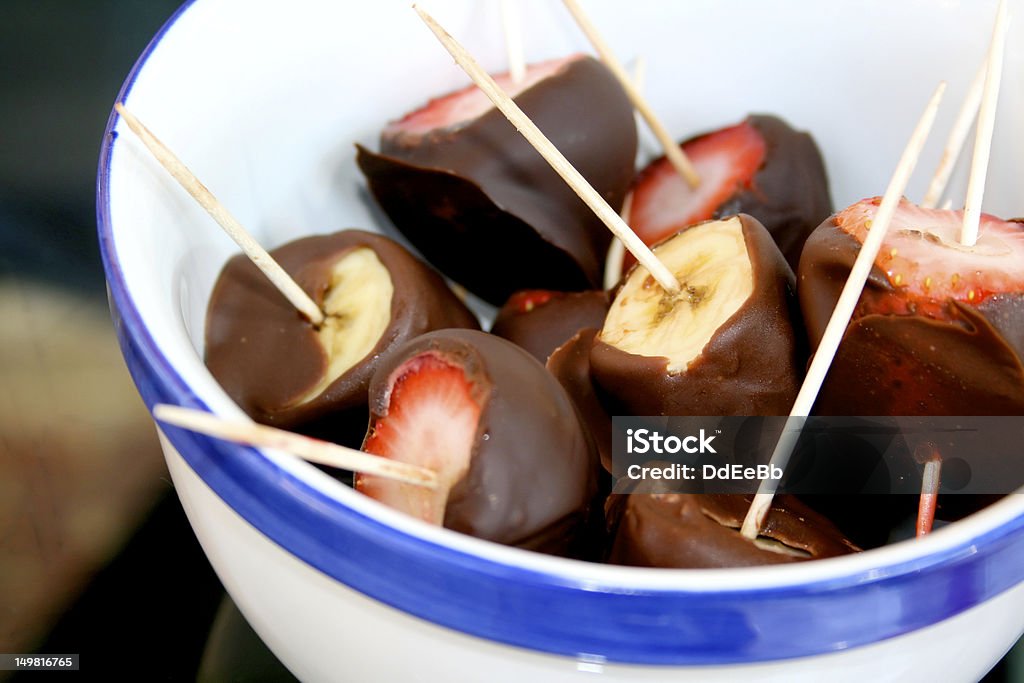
97, 0, 1024, 666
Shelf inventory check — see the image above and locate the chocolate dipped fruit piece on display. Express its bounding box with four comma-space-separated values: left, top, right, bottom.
546, 328, 613, 475
356, 54, 637, 304
357, 329, 597, 556
800, 199, 1024, 416
205, 230, 478, 442
591, 214, 802, 417
799, 200, 1024, 531
622, 115, 831, 274
491, 289, 610, 363
607, 493, 859, 568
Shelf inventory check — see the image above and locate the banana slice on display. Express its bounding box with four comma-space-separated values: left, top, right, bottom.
295, 248, 394, 404
590, 214, 801, 417
601, 216, 753, 373
204, 230, 479, 435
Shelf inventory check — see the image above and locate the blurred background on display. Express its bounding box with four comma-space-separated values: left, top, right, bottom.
0, 2, 291, 680
0, 1, 1020, 681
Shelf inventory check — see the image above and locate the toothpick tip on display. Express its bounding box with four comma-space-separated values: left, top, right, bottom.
153, 403, 187, 422
152, 403, 439, 488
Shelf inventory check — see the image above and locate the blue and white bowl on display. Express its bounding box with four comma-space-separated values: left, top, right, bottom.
99, 1, 1024, 680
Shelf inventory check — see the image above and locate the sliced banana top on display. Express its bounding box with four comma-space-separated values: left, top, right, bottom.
601, 217, 754, 374
295, 248, 394, 404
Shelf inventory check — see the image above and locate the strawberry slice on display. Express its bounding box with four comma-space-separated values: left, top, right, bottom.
623, 119, 766, 269
357, 352, 484, 525
835, 198, 1024, 320
383, 55, 580, 142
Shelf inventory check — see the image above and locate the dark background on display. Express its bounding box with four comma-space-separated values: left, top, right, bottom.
0, 2, 291, 680
0, 1, 1019, 681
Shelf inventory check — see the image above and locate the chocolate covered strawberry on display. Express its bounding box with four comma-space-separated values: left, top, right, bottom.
800, 198, 1024, 416
357, 330, 597, 556
491, 289, 610, 363
356, 54, 637, 304
622, 115, 831, 273
800, 199, 1024, 528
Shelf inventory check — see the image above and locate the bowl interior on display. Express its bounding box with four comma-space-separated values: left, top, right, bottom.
103, 0, 1024, 587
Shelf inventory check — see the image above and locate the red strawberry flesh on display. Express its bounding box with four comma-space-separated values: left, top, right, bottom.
624, 119, 766, 268
358, 352, 483, 524
836, 198, 1024, 320
505, 289, 560, 314
383, 55, 580, 140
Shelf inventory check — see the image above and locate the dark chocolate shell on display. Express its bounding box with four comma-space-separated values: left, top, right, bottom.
356, 55, 637, 304
591, 214, 802, 417
798, 218, 1024, 525
716, 114, 833, 272
798, 221, 1024, 416
546, 328, 613, 474
623, 114, 832, 274
365, 329, 596, 555
492, 289, 610, 363
606, 493, 859, 568
204, 230, 479, 439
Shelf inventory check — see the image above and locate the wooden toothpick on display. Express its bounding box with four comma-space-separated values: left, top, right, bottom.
604, 58, 645, 290
561, 0, 699, 188
917, 458, 942, 537
115, 103, 325, 325
961, 0, 1009, 247
921, 61, 987, 209
153, 404, 437, 488
740, 82, 947, 540
413, 4, 681, 294
603, 191, 631, 289
500, 0, 526, 85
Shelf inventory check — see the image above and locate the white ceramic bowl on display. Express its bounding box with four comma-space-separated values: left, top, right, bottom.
99, 1, 1024, 680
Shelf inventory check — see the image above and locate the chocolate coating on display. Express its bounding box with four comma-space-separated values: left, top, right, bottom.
715, 115, 833, 272
799, 222, 1024, 416
366, 330, 596, 554
546, 328, 613, 474
591, 214, 802, 417
607, 493, 859, 568
492, 290, 610, 363
356, 56, 637, 304
798, 219, 1024, 527
204, 230, 479, 438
